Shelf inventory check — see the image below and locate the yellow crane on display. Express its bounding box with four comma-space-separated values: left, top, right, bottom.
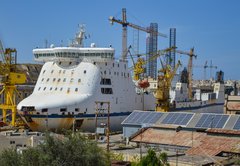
132, 47, 175, 81
154, 60, 181, 112
109, 8, 167, 59
174, 48, 197, 100
0, 40, 26, 126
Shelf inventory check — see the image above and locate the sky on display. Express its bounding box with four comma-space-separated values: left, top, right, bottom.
0, 0, 240, 80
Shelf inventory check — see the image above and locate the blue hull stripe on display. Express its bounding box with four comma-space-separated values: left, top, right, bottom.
23, 103, 224, 119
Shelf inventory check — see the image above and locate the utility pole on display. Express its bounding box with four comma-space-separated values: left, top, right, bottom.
95, 101, 110, 151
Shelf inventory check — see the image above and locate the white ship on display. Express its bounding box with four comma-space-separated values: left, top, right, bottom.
17, 26, 155, 131
17, 26, 225, 132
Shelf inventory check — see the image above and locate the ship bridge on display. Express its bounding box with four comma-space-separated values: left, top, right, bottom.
33, 46, 115, 62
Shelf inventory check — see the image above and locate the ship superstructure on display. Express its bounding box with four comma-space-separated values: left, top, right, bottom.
17, 26, 155, 131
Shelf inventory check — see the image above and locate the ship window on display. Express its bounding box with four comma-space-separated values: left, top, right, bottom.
51, 70, 54, 74
75, 88, 78, 92
50, 87, 52, 91
42, 108, 48, 112
105, 62, 107, 66
114, 72, 116, 75
59, 62, 62, 65
47, 78, 50, 82
63, 78, 66, 82
43, 70, 46, 74
60, 87, 63, 91
101, 88, 113, 94
70, 78, 74, 83
113, 63, 114, 67
38, 87, 41, 91
104, 71, 106, 75
43, 87, 46, 91
69, 62, 72, 65
84, 70, 86, 74
41, 78, 44, 82
75, 108, 79, 112
60, 108, 67, 112
109, 71, 111, 75
59, 70, 62, 74
53, 78, 56, 82
78, 79, 81, 83
118, 64, 119, 67
71, 70, 74, 74
100, 78, 111, 85
124, 64, 126, 69
127, 73, 129, 77
117, 72, 119, 76
58, 78, 61, 82
63, 70, 66, 74
67, 88, 70, 93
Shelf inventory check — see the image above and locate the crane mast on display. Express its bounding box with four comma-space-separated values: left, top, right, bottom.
0, 41, 26, 127
174, 48, 196, 100
109, 8, 167, 60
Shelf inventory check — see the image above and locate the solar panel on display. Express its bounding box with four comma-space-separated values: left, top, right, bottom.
162, 113, 193, 126
195, 114, 229, 129
233, 117, 240, 130
122, 111, 163, 125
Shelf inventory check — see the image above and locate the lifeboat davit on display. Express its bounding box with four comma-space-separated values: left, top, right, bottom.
138, 79, 150, 89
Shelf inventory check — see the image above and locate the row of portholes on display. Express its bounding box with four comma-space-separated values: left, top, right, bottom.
42, 69, 86, 75
105, 62, 127, 69
101, 71, 130, 77
41, 77, 81, 83
38, 87, 79, 92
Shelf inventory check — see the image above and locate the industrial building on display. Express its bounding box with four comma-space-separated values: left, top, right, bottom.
0, 130, 44, 152
121, 110, 240, 165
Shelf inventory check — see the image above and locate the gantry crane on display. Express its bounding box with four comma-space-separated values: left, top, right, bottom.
174, 48, 197, 100
0, 40, 26, 126
109, 8, 167, 59
154, 60, 181, 112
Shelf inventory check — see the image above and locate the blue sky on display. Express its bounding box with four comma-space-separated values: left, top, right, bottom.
0, 0, 240, 80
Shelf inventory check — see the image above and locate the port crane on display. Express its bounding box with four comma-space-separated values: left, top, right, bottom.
109, 8, 167, 59
130, 47, 175, 82
0, 40, 26, 126
154, 60, 181, 112
174, 48, 197, 100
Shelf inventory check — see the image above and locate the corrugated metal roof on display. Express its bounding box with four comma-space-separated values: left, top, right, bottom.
130, 127, 240, 157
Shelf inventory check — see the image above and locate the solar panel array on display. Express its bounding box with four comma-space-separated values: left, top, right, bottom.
233, 117, 240, 130
195, 114, 229, 128
123, 111, 163, 125
122, 111, 240, 131
162, 113, 194, 126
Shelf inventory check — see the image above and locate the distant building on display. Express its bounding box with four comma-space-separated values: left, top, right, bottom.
146, 23, 158, 79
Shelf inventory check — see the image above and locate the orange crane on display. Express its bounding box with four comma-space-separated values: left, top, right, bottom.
109, 8, 167, 59
174, 48, 197, 100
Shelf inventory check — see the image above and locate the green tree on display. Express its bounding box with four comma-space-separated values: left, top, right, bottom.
0, 132, 110, 166
134, 148, 169, 166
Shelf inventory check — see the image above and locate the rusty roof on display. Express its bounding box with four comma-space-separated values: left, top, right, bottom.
130, 128, 240, 157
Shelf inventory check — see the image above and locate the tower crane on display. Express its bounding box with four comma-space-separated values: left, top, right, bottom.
109, 8, 167, 59
0, 40, 26, 126
174, 48, 197, 100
